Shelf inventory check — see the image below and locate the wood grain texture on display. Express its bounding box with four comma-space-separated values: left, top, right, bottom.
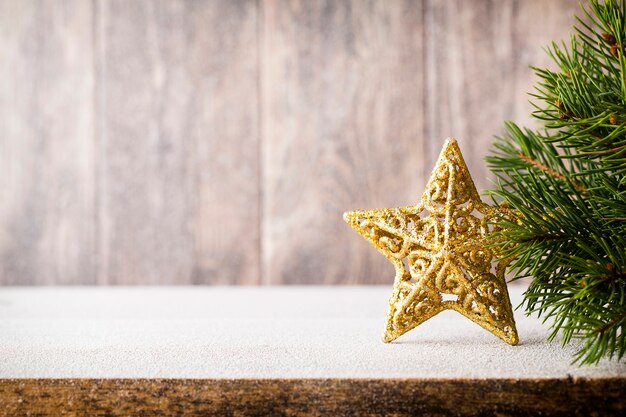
95, 0, 260, 284
0, 0, 581, 285
0, 0, 95, 285
262, 0, 579, 285
1, 378, 624, 416
261, 0, 426, 284
424, 0, 580, 190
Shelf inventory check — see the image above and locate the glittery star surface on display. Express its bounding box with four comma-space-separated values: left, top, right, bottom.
344, 139, 518, 345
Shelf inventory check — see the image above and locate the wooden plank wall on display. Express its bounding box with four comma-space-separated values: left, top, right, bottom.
0, 0, 578, 285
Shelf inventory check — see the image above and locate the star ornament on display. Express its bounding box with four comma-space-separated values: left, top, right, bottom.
344, 139, 518, 345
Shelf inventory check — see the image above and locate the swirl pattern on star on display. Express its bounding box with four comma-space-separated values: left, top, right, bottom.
344, 139, 518, 345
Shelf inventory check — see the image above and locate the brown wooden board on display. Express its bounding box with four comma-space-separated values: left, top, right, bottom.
424, 0, 580, 190
0, 378, 624, 416
260, 0, 579, 285
0, 1, 96, 285
261, 0, 426, 284
95, 0, 260, 284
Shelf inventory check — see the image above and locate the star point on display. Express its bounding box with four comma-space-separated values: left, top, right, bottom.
344, 139, 519, 345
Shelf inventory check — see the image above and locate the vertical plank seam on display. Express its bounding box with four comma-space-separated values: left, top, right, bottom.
421, 0, 429, 184
93, 0, 106, 285
92, 0, 99, 285
423, 0, 432, 180
257, 0, 266, 285
511, 0, 520, 123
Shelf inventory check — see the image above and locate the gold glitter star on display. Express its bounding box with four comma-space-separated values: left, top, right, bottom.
344, 139, 518, 345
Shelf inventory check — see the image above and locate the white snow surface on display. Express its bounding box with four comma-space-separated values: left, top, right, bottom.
1, 286, 624, 378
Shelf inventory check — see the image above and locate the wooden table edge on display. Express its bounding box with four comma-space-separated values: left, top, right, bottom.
1, 377, 624, 416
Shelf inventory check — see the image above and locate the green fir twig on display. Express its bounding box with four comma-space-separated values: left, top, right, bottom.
487, 0, 626, 365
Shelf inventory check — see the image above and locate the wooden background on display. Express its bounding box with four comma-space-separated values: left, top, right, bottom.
0, 0, 578, 285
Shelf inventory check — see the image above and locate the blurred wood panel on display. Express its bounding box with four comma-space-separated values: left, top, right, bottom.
262, 0, 578, 285
0, 1, 95, 285
0, 0, 579, 285
424, 0, 580, 190
95, 0, 260, 284
262, 0, 426, 284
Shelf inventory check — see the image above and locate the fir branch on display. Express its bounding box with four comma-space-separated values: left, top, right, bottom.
487, 0, 626, 365
516, 152, 587, 193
